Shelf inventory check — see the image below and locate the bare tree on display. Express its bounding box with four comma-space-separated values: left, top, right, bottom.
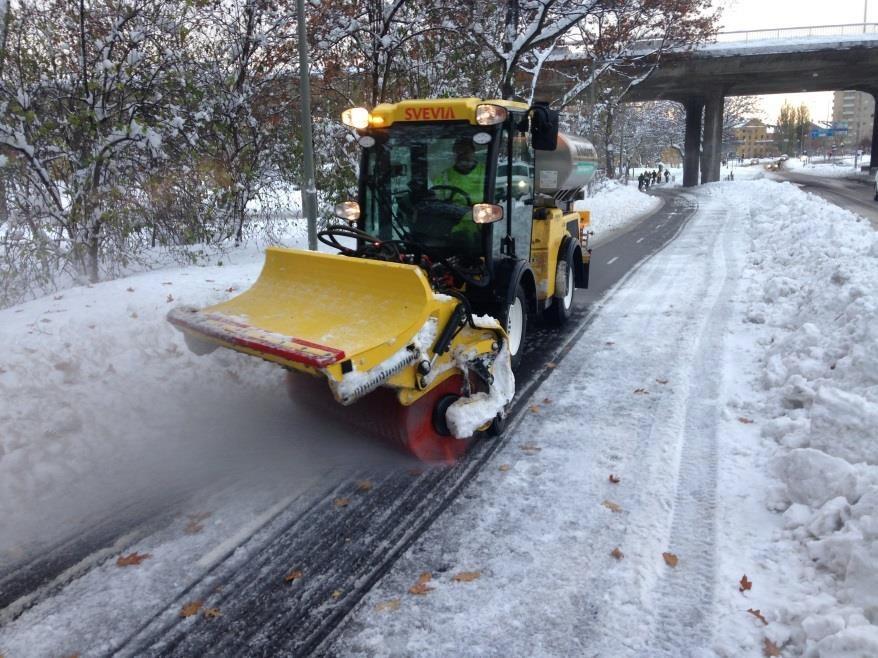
0, 0, 190, 284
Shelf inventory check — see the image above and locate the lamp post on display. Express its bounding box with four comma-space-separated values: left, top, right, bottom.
296, 0, 318, 251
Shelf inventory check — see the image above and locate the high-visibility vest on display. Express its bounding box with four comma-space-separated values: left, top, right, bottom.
431, 163, 485, 203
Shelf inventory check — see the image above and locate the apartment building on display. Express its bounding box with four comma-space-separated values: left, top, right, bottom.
733, 118, 779, 158
831, 90, 875, 147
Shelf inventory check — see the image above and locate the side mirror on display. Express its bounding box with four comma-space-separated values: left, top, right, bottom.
530, 102, 559, 151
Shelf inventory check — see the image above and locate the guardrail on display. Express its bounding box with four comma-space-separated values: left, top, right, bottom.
714, 23, 878, 42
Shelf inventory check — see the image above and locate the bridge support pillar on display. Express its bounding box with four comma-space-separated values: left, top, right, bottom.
683, 97, 704, 187
870, 92, 878, 174
702, 92, 724, 183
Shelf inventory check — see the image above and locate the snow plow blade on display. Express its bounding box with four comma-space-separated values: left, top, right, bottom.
168, 247, 513, 462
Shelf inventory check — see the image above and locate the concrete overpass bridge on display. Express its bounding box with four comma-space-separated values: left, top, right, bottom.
541, 24, 878, 186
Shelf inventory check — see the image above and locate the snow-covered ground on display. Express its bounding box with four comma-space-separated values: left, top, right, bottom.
2, 178, 876, 657
783, 156, 869, 179
0, 181, 651, 568
330, 179, 878, 657
578, 179, 663, 244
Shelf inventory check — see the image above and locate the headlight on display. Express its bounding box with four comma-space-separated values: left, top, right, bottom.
472, 203, 503, 224
341, 107, 370, 129
476, 104, 507, 126
334, 201, 360, 223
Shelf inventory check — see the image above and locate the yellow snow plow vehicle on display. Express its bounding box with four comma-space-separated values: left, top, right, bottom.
169, 97, 596, 462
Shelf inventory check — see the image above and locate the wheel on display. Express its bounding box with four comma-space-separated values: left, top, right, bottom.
484, 412, 506, 437
546, 254, 575, 326
503, 284, 528, 371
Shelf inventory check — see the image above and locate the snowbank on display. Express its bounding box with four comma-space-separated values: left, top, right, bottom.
782, 156, 869, 180
702, 179, 878, 657
576, 179, 662, 242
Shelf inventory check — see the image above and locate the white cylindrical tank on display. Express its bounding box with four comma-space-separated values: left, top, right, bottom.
534, 134, 598, 196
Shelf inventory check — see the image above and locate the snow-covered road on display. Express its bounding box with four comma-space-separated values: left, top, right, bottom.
329, 192, 747, 656
328, 181, 878, 657
2, 178, 876, 657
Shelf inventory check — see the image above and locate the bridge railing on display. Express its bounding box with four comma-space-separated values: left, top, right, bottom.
714, 23, 878, 42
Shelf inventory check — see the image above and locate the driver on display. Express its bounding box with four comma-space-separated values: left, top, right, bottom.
432, 137, 486, 202
430, 137, 485, 249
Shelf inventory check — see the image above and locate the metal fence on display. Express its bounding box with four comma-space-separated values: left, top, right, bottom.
713, 23, 878, 43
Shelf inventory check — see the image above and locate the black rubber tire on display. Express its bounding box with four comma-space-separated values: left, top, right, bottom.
485, 412, 506, 437
502, 284, 528, 371
545, 254, 575, 326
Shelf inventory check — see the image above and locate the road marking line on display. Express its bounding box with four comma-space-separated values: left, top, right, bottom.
606, 256, 619, 265
636, 237, 644, 244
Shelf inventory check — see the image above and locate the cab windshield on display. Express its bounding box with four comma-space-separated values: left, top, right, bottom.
360, 123, 494, 259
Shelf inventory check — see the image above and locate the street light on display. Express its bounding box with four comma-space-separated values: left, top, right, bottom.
296, 0, 318, 251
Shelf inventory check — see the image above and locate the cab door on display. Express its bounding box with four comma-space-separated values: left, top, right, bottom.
492, 120, 534, 261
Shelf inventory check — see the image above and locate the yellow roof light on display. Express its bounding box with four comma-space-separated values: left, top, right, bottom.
476, 104, 507, 126
341, 107, 370, 130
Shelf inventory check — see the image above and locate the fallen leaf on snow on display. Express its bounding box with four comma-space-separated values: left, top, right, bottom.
748, 608, 768, 625
662, 552, 679, 567
334, 497, 350, 508
452, 571, 481, 583
763, 638, 781, 657
203, 607, 222, 619
545, 361, 557, 369
542, 397, 552, 404
740, 574, 752, 592
331, 589, 343, 600
656, 378, 669, 385
180, 601, 203, 618
356, 480, 373, 492
609, 474, 621, 484
226, 286, 237, 292
126, 287, 135, 292
611, 547, 624, 560
409, 572, 434, 595
605, 341, 615, 346
162, 282, 173, 286
166, 294, 174, 303
738, 417, 755, 424
529, 404, 541, 414
633, 388, 649, 395
374, 599, 401, 612
520, 443, 541, 455
284, 569, 304, 583
116, 552, 151, 567
498, 464, 511, 472
602, 500, 622, 513
185, 520, 204, 535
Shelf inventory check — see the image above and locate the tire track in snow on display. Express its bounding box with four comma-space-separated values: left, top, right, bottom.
541, 198, 739, 656
642, 200, 738, 655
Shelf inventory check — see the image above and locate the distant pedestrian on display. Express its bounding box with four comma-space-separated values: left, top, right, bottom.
638, 173, 645, 191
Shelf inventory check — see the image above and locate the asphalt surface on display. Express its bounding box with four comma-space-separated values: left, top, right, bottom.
773, 168, 878, 229
0, 186, 697, 656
